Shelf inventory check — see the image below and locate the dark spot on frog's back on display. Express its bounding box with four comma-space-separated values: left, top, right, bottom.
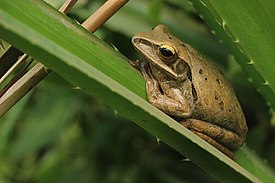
219, 101, 224, 110
192, 85, 198, 101
199, 69, 203, 74
168, 36, 172, 40
181, 43, 186, 48
216, 78, 221, 85
214, 91, 219, 100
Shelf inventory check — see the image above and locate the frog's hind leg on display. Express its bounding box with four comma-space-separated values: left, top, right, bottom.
180, 119, 243, 160
190, 130, 234, 160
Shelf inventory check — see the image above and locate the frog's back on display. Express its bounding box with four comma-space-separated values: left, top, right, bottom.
184, 44, 247, 139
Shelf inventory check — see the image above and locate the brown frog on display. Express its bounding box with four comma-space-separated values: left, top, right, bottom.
131, 24, 247, 159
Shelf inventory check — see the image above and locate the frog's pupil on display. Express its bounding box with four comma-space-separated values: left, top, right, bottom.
160, 47, 173, 57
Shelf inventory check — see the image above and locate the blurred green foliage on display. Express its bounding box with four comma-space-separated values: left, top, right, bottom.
0, 0, 274, 182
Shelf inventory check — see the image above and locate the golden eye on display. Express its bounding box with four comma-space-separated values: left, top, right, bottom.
157, 44, 176, 62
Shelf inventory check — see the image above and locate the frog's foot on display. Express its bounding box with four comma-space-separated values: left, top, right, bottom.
129, 59, 143, 70
180, 118, 244, 160
129, 60, 148, 72
129, 60, 154, 81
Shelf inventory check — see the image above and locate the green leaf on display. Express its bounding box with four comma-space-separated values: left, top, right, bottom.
190, 0, 275, 110
0, 92, 30, 158
0, 0, 274, 182
10, 89, 80, 158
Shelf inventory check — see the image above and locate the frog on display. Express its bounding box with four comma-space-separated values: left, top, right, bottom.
131, 24, 247, 159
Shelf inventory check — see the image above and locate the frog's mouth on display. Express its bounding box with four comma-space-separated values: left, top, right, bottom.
132, 37, 178, 78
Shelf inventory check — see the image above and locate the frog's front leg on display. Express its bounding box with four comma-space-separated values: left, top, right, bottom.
134, 61, 192, 117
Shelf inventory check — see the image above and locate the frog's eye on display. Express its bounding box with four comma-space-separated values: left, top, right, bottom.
157, 45, 176, 62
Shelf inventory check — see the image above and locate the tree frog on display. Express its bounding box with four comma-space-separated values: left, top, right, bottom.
131, 25, 247, 159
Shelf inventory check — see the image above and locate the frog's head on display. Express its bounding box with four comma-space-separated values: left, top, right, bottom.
132, 24, 191, 80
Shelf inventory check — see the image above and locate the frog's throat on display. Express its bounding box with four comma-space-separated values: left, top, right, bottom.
132, 38, 178, 78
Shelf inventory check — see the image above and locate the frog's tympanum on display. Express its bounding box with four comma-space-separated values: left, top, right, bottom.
131, 25, 247, 159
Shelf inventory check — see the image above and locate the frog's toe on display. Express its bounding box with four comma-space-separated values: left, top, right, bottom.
129, 60, 148, 70
129, 59, 140, 68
